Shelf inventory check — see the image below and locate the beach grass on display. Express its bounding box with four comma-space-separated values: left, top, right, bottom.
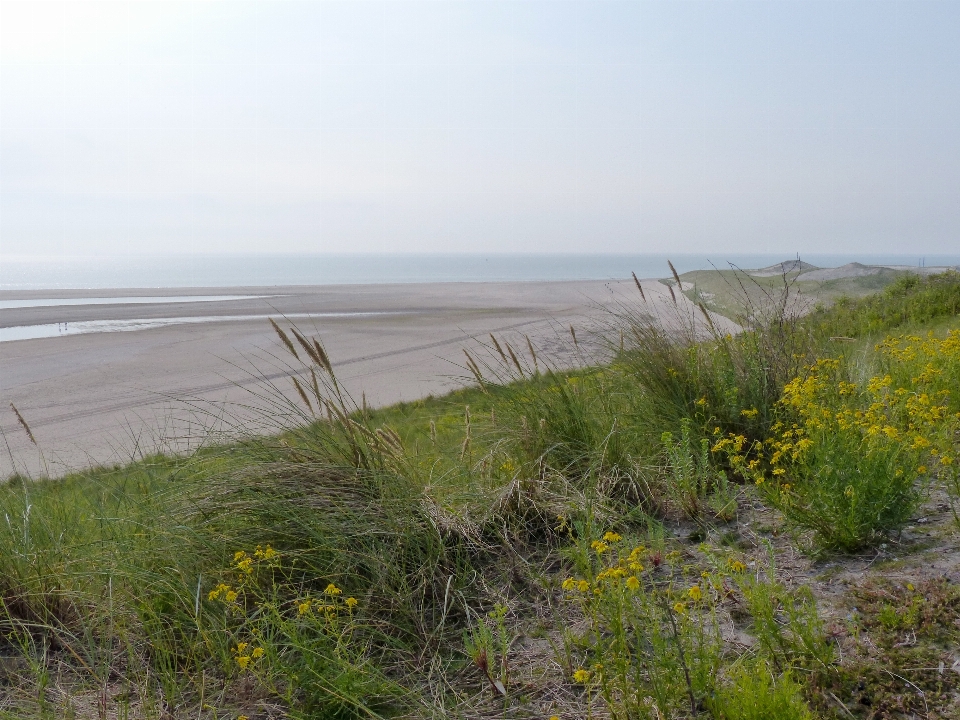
1, 270, 959, 719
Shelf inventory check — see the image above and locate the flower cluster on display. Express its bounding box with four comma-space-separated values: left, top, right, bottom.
716, 332, 960, 491
232, 641, 265, 671
295, 582, 358, 624
559, 533, 757, 717
207, 545, 280, 611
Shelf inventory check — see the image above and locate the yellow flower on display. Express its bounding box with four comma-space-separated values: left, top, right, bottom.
233, 550, 246, 563
590, 540, 609, 555
298, 600, 312, 616
345, 597, 358, 609
672, 602, 686, 614
576, 580, 590, 593
740, 407, 759, 418
235, 642, 248, 654
687, 585, 702, 601
561, 578, 576, 591
550, 716, 560, 720
728, 559, 746, 573
626, 576, 640, 591
324, 583, 342, 596
208, 583, 230, 601
238, 716, 249, 720
628, 561, 644, 572
225, 590, 238, 603
602, 531, 622, 543
772, 468, 786, 477
696, 396, 708, 407
254, 544, 277, 560
236, 655, 251, 670
907, 583, 915, 592
572, 668, 591, 683
251, 647, 264, 659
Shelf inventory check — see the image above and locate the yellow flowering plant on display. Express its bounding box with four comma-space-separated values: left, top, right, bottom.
560, 532, 723, 718
207, 546, 396, 714
717, 333, 960, 551
559, 529, 829, 719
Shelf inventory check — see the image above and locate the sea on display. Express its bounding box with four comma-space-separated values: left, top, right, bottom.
1, 253, 957, 291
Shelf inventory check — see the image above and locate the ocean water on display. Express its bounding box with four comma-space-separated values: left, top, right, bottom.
1, 253, 956, 291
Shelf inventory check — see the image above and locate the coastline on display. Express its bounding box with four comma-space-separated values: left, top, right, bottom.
1, 278, 688, 478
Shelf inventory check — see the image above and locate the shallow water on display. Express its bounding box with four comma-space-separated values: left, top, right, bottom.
0, 312, 406, 343
0, 295, 270, 310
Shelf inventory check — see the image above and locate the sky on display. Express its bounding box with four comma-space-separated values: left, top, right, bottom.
1, 1, 958, 257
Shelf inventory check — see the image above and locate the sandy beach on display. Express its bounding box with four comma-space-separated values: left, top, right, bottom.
1, 278, 707, 478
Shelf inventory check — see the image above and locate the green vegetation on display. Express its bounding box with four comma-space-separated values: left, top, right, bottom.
2, 270, 959, 718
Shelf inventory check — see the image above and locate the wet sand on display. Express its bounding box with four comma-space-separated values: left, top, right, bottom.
0, 278, 713, 478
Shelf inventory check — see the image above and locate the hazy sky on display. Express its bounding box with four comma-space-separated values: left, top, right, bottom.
2, 1, 958, 257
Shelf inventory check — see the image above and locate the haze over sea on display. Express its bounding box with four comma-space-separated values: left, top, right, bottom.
3, 253, 957, 292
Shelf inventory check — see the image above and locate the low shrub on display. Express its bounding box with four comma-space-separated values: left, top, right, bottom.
557, 533, 829, 719
660, 419, 737, 523
720, 330, 960, 551
808, 269, 960, 338
709, 663, 814, 720
616, 273, 818, 449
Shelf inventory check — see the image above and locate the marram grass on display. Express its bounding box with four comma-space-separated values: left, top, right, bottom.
1, 269, 959, 718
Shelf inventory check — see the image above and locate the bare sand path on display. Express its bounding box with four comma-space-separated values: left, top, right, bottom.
1, 278, 699, 478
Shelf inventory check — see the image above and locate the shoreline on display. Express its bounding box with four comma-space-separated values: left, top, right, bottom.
1, 278, 679, 478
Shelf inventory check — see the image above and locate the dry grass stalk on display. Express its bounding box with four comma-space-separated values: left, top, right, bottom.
313, 338, 333, 374
9, 403, 36, 445
460, 405, 471, 461
291, 377, 313, 414
668, 259, 683, 289
506, 343, 524, 375
569, 325, 578, 348
269, 318, 298, 360
632, 271, 647, 302
525, 335, 540, 374
291, 328, 322, 366
489, 333, 509, 367
697, 302, 718, 336
375, 427, 403, 457
463, 349, 486, 390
